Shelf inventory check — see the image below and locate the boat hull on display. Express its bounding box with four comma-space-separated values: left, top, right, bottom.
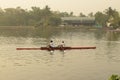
16, 47, 96, 50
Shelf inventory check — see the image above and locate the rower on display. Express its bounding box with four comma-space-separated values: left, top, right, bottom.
48, 40, 54, 50
61, 41, 65, 47
58, 41, 65, 50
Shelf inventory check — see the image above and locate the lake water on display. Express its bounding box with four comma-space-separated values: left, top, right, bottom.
0, 26, 120, 80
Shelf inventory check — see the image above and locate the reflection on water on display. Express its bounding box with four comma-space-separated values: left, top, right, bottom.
106, 31, 120, 41
0, 26, 120, 80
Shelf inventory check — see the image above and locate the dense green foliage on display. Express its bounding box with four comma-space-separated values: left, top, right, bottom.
109, 74, 120, 80
0, 6, 120, 28
95, 7, 120, 29
0, 6, 63, 26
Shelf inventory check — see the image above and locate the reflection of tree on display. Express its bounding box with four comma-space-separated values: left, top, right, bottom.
34, 27, 61, 39
104, 39, 120, 62
0, 26, 34, 37
105, 31, 120, 41
93, 30, 104, 40
1, 26, 120, 42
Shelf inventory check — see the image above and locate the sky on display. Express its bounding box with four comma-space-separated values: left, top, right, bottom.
0, 0, 120, 15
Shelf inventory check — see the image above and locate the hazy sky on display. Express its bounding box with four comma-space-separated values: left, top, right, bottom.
0, 0, 120, 15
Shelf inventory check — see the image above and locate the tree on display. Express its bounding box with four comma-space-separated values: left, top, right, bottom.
49, 16, 61, 26
88, 12, 94, 17
109, 74, 120, 80
58, 12, 70, 17
70, 12, 74, 16
79, 12, 86, 17
105, 7, 114, 18
105, 7, 120, 28
94, 11, 107, 26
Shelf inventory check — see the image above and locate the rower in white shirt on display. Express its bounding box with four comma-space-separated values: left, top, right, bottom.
58, 41, 65, 47
61, 41, 65, 47
48, 40, 54, 47
58, 41, 65, 52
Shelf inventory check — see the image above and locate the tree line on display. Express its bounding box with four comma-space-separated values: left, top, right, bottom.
0, 6, 120, 28
0, 6, 57, 26
0, 5, 74, 26
95, 7, 120, 29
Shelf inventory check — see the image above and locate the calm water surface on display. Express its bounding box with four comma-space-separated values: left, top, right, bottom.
0, 26, 120, 80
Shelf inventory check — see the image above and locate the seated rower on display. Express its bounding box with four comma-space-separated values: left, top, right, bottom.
58, 41, 65, 48
48, 40, 54, 50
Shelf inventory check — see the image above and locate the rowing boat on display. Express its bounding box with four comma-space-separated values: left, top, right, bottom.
16, 46, 96, 50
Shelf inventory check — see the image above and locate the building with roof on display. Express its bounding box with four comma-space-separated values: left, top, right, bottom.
61, 17, 95, 26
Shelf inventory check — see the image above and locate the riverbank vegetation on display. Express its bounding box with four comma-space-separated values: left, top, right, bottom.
95, 7, 120, 29
109, 74, 120, 80
0, 6, 120, 29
